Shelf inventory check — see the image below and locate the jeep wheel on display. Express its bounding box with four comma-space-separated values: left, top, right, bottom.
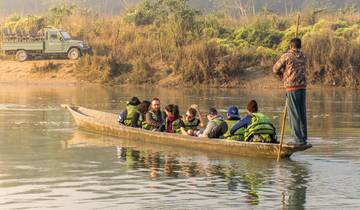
68, 48, 80, 60
16, 50, 28, 62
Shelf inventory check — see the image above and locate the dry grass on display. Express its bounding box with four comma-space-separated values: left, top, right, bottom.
67, 10, 360, 88
31, 62, 61, 73
304, 32, 360, 87
2, 2, 360, 88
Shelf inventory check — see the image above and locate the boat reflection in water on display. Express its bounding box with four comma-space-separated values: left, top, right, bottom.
64, 131, 309, 209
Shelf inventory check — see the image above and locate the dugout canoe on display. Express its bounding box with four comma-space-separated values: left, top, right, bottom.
62, 104, 312, 159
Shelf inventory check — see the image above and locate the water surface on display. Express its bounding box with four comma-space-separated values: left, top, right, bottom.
0, 85, 359, 209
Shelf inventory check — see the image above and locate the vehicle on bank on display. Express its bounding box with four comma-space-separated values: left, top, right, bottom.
0, 28, 90, 61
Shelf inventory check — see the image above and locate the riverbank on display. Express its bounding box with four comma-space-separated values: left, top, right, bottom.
0, 59, 285, 89
0, 60, 79, 85
1, 1, 360, 89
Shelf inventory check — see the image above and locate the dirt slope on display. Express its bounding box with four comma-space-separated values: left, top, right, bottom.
0, 60, 79, 85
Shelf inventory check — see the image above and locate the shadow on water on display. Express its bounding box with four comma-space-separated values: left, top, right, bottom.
64, 131, 310, 208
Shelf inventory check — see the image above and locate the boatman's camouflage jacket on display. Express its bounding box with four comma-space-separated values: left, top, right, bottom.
273, 49, 307, 90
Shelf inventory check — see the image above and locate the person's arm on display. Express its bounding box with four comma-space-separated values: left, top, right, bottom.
199, 122, 215, 138
131, 112, 140, 128
273, 54, 287, 79
191, 104, 205, 127
118, 110, 127, 124
178, 120, 189, 135
146, 112, 162, 128
230, 115, 252, 135
180, 127, 189, 135
161, 111, 166, 123
180, 120, 191, 136
221, 121, 228, 134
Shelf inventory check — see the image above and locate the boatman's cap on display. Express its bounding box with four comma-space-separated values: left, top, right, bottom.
227, 105, 239, 118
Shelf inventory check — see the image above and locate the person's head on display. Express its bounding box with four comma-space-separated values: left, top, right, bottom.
185, 107, 197, 122
290, 38, 302, 50
129, 96, 141, 106
151, 97, 160, 111
207, 107, 218, 120
227, 105, 239, 119
165, 104, 180, 119
139, 100, 151, 114
247, 100, 258, 113
165, 104, 174, 117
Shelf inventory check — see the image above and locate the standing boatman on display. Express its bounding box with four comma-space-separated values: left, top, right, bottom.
273, 38, 308, 145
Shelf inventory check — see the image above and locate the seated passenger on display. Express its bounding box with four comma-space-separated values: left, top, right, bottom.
136, 100, 151, 129
164, 104, 184, 134
223, 105, 245, 141
180, 104, 205, 136
145, 98, 165, 131
198, 108, 228, 139
118, 97, 141, 127
230, 100, 277, 143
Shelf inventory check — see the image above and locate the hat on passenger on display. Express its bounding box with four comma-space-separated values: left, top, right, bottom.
227, 105, 239, 118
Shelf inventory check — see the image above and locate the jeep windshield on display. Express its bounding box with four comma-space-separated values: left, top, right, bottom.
60, 32, 71, 40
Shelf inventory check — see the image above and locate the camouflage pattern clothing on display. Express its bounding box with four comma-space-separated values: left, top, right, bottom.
274, 48, 308, 144
273, 49, 307, 90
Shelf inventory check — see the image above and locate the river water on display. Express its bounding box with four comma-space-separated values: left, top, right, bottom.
0, 85, 359, 209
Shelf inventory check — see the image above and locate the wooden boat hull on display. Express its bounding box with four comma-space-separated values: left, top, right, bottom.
63, 105, 312, 159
